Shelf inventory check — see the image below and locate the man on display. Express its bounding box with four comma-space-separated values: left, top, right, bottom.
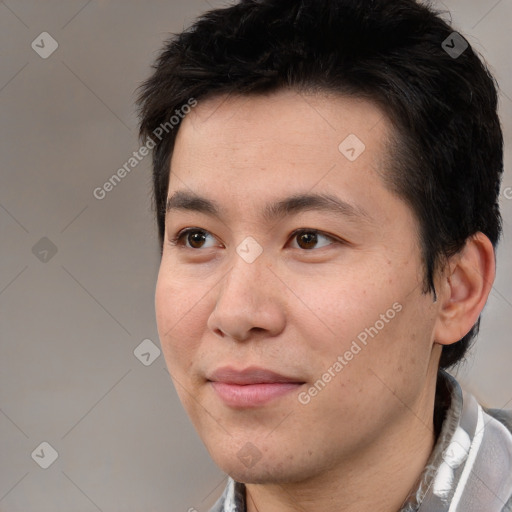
137, 0, 512, 510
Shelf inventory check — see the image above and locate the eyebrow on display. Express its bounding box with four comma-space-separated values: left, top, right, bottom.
165, 190, 372, 224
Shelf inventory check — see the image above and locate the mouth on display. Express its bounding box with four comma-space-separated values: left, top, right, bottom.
207, 366, 306, 408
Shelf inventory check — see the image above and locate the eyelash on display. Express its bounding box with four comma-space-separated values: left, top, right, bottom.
168, 227, 342, 250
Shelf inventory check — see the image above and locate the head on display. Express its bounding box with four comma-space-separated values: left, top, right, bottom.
138, 0, 502, 485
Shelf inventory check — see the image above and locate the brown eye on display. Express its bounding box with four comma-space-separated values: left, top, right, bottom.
291, 230, 335, 250
296, 232, 318, 249
170, 228, 218, 249
187, 230, 208, 248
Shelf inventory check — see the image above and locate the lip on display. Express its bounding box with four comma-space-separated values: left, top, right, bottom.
208, 366, 303, 385
207, 366, 305, 408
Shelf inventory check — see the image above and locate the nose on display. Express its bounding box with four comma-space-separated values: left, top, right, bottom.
207, 254, 286, 342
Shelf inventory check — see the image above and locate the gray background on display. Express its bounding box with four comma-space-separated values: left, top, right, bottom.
0, 1, 511, 511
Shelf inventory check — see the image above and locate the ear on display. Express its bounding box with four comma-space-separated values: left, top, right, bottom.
433, 232, 496, 346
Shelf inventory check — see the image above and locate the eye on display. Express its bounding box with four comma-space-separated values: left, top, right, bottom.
289, 229, 336, 250
169, 228, 339, 251
170, 228, 219, 249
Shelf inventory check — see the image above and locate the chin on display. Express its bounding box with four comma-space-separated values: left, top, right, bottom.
211, 450, 313, 485
226, 468, 275, 485
224, 467, 293, 486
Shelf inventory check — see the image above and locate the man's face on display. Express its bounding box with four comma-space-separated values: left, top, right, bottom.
155, 90, 441, 483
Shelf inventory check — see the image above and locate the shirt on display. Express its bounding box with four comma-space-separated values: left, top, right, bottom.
208, 370, 512, 512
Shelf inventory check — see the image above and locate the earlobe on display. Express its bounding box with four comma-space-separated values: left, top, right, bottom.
433, 232, 495, 346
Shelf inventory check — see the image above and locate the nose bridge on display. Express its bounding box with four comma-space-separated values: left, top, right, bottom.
208, 244, 285, 340
222, 244, 268, 305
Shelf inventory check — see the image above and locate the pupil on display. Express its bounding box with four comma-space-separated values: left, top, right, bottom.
189, 231, 206, 248
299, 232, 317, 249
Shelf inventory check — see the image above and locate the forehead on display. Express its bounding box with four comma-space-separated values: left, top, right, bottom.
168, 89, 397, 221
176, 89, 387, 154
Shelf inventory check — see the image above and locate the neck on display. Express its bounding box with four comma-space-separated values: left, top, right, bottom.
245, 360, 440, 512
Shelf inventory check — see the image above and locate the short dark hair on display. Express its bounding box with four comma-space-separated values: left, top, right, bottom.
137, 0, 503, 369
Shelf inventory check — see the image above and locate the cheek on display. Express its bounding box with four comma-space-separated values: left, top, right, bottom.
155, 265, 209, 375
342, 290, 437, 407
287, 265, 398, 352
292, 262, 433, 386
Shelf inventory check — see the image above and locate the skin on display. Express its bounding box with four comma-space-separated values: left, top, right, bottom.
155, 89, 495, 512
